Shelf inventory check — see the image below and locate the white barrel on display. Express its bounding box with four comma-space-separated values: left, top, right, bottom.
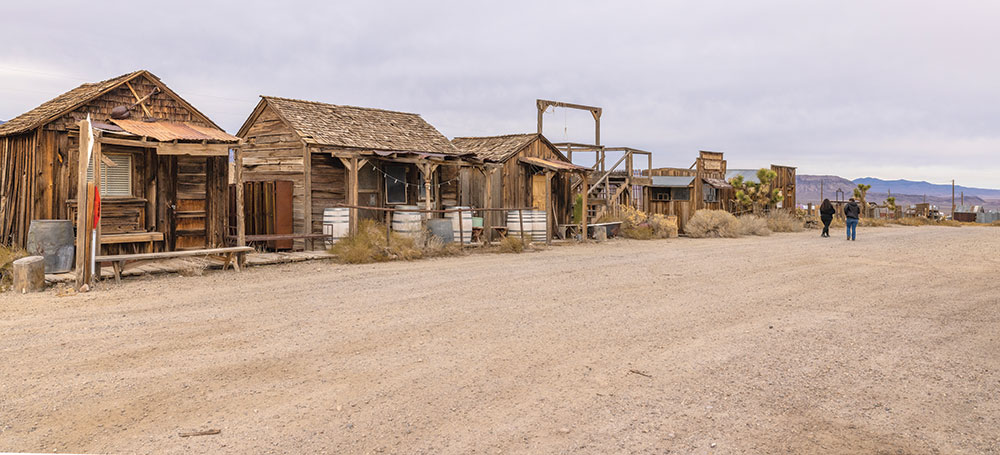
528, 209, 547, 242
323, 208, 350, 248
445, 206, 473, 244
507, 210, 528, 241
391, 205, 423, 237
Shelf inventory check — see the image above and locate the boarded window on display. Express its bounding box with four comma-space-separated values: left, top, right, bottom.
86, 153, 133, 197
385, 165, 407, 204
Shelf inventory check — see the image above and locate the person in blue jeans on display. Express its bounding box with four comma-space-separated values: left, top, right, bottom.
843, 198, 861, 241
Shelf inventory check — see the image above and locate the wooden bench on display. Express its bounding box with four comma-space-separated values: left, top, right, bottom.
96, 246, 254, 283
101, 232, 164, 254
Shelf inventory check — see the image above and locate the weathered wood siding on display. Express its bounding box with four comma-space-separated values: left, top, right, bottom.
493, 137, 574, 234
771, 165, 796, 211
646, 168, 696, 233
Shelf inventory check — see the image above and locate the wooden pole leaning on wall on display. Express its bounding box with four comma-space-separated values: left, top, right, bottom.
581, 172, 589, 241
74, 119, 92, 290
458, 207, 464, 245
235, 146, 246, 248
545, 171, 553, 245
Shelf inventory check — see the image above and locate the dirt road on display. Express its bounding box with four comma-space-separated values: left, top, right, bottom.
2, 226, 999, 454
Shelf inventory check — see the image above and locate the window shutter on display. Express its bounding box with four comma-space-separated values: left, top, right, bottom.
85, 154, 132, 197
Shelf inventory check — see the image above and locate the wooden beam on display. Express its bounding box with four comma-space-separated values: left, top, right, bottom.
74, 119, 92, 289
545, 171, 553, 245
125, 81, 154, 118
302, 142, 312, 250
581, 176, 589, 241
235, 146, 245, 247
156, 142, 230, 156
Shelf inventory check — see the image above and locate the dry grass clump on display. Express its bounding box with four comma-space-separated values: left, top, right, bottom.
936, 219, 962, 227
736, 215, 772, 236
991, 220, 1000, 227
497, 235, 525, 253
1, 245, 28, 292
329, 219, 461, 264
611, 206, 678, 240
892, 217, 934, 227
765, 210, 805, 232
862, 218, 889, 227
686, 210, 740, 238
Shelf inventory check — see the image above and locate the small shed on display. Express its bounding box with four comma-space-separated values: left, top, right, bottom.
236, 96, 478, 250
0, 70, 238, 252
644, 151, 733, 232
953, 205, 983, 223
450, 133, 589, 240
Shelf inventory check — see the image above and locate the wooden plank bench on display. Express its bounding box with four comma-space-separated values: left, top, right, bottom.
101, 232, 164, 254
95, 246, 254, 283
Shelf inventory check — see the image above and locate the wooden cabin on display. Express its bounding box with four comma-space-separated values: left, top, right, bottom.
644, 151, 733, 233
235, 96, 477, 250
0, 70, 238, 253
450, 133, 589, 240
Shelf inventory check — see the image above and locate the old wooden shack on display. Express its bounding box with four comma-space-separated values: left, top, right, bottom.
235, 96, 476, 250
644, 151, 733, 233
450, 133, 589, 240
0, 70, 238, 252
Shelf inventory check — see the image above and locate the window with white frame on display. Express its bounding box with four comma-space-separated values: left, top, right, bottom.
86, 153, 133, 197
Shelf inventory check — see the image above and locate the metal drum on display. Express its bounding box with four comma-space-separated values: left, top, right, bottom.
26, 219, 75, 273
322, 208, 350, 248
391, 205, 423, 238
426, 218, 454, 243
444, 206, 473, 244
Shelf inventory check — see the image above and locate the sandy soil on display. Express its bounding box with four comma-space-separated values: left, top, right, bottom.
2, 226, 999, 454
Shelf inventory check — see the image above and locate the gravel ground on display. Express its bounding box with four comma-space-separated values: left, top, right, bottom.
1, 226, 999, 454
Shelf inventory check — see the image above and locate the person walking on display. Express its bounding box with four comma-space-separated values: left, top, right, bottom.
819, 199, 835, 237
844, 198, 861, 241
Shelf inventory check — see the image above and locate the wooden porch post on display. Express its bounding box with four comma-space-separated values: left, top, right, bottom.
350, 157, 359, 233
301, 142, 312, 250
545, 171, 553, 245
484, 166, 494, 243
74, 119, 92, 289
235, 145, 245, 248
581, 171, 589, 241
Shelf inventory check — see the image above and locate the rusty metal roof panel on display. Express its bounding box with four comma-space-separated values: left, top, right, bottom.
519, 156, 591, 172
111, 119, 238, 142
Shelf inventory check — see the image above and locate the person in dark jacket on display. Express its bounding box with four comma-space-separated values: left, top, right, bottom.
844, 198, 861, 241
819, 199, 835, 237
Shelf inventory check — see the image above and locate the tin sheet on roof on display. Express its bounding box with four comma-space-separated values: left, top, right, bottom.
519, 156, 590, 172
111, 119, 238, 142
703, 177, 733, 189
649, 176, 695, 188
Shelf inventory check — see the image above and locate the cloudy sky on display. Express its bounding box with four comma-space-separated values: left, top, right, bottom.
2, 1, 998, 187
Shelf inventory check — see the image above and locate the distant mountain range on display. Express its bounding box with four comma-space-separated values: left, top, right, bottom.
796, 175, 1000, 211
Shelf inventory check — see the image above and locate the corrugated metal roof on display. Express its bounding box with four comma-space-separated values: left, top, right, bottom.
649, 175, 694, 187
111, 119, 238, 142
519, 156, 590, 172
703, 177, 733, 189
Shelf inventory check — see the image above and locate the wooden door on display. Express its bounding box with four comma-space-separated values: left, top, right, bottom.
532, 174, 546, 210
174, 156, 208, 250
271, 180, 293, 250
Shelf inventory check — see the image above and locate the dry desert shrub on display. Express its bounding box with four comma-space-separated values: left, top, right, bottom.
330, 219, 438, 264
649, 214, 679, 238
992, 220, 1000, 227
497, 235, 524, 253
686, 210, 740, 238
765, 210, 805, 232
892, 217, 934, 226
736, 215, 772, 236
1, 245, 27, 292
862, 218, 889, 227
611, 206, 677, 240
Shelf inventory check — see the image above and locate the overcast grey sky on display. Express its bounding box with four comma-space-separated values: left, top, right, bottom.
2, 1, 998, 187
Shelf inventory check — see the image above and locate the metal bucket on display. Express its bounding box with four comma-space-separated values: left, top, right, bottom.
426, 218, 454, 243
26, 219, 75, 273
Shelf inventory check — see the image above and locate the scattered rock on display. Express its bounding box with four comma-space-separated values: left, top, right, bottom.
558, 427, 571, 434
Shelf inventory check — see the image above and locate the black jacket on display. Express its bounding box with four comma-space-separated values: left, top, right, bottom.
844, 201, 861, 219
820, 205, 835, 217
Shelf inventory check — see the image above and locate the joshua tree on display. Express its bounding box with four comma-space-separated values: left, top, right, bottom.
730, 168, 783, 214
854, 183, 872, 216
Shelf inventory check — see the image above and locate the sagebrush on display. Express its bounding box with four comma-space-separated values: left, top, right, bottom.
329, 219, 461, 264
765, 210, 805, 232
686, 210, 740, 238
1, 245, 27, 292
497, 235, 525, 253
610, 205, 678, 240
736, 215, 771, 236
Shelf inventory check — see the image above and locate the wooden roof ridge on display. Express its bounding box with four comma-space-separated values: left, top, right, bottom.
452, 133, 575, 164
260, 95, 424, 117
252, 96, 460, 155
0, 69, 224, 136
451, 132, 538, 141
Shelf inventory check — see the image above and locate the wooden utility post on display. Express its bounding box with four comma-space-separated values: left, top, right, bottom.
951, 180, 956, 215
545, 171, 553, 245
74, 119, 92, 289
235, 146, 245, 247
581, 172, 589, 240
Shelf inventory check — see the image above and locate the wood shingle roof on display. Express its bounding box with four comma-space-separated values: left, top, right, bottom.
261, 96, 460, 155
450, 133, 539, 162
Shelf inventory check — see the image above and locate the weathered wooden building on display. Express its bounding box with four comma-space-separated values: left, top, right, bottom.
235, 96, 476, 250
0, 70, 238, 252
726, 164, 797, 211
450, 133, 589, 239
644, 151, 733, 233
